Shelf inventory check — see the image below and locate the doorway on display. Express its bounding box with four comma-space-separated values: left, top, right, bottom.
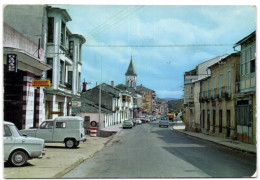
4, 66, 24, 129
226, 110, 231, 137
219, 110, 222, 133
213, 110, 216, 133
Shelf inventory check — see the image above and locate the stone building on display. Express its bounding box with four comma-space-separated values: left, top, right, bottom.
156, 98, 169, 116
199, 53, 240, 139
233, 31, 256, 144
184, 55, 228, 131
136, 85, 156, 115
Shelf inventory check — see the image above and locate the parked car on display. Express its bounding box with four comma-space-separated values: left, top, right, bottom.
20, 116, 86, 148
159, 116, 169, 127
122, 120, 134, 129
135, 119, 142, 125
4, 121, 45, 167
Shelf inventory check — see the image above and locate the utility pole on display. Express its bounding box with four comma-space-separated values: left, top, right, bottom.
98, 83, 101, 137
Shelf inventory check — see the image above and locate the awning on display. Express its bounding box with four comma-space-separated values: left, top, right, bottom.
4, 47, 51, 71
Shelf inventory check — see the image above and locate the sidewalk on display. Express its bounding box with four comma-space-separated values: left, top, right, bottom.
101, 123, 122, 132
4, 135, 114, 179
100, 123, 123, 137
173, 124, 256, 154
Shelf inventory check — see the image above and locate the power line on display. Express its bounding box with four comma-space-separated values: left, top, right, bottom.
86, 6, 143, 39
84, 44, 234, 48
86, 6, 146, 43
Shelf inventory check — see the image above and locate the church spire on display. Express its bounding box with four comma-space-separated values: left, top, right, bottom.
125, 56, 137, 76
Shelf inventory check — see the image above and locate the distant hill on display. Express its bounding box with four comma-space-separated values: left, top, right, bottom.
163, 98, 179, 101
167, 99, 184, 113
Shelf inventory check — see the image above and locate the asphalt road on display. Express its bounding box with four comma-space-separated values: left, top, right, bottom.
63, 120, 256, 178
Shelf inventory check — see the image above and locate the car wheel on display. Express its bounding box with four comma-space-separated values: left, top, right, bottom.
65, 139, 76, 148
9, 150, 28, 167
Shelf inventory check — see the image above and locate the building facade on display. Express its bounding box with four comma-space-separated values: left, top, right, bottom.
233, 31, 256, 144
4, 5, 85, 126
199, 53, 240, 139
136, 85, 156, 115
184, 55, 228, 131
3, 23, 51, 129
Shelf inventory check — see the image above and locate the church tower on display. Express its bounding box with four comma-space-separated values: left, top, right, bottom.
125, 56, 137, 89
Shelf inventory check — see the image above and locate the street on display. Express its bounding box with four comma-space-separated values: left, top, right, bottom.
63, 120, 256, 178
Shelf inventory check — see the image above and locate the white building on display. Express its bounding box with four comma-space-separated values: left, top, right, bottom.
4, 5, 85, 127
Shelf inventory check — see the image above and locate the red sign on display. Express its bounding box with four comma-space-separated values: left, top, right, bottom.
32, 80, 50, 87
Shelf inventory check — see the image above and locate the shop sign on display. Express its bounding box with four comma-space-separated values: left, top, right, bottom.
32, 80, 51, 87
72, 101, 81, 107
7, 54, 18, 72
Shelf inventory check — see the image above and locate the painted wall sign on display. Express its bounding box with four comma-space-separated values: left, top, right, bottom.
7, 54, 18, 72
32, 80, 51, 87
72, 101, 81, 107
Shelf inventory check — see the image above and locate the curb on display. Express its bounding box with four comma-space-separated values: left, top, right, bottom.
172, 127, 256, 155
54, 134, 116, 178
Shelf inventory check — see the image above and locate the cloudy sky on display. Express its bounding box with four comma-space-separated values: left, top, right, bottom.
54, 4, 256, 99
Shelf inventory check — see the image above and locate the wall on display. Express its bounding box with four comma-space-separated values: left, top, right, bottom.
4, 5, 47, 49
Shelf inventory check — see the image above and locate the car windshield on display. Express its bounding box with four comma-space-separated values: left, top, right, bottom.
124, 120, 131, 123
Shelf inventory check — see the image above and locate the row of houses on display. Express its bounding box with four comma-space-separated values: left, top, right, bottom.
3, 5, 168, 131
71, 58, 169, 131
184, 31, 256, 144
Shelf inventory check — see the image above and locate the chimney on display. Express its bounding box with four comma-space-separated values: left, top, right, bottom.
82, 79, 86, 92
111, 81, 114, 87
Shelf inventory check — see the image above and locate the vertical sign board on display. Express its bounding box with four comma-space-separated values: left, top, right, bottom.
7, 54, 18, 72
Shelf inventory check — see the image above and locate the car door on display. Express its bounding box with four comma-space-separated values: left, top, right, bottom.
36, 121, 54, 142
4, 125, 15, 160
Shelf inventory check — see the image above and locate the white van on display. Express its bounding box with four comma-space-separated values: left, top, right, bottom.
20, 116, 86, 148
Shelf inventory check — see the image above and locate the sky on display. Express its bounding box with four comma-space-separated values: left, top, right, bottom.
51, 4, 256, 99
2, 2, 256, 99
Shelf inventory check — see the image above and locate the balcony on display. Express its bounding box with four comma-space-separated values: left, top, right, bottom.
186, 94, 194, 103
219, 86, 231, 100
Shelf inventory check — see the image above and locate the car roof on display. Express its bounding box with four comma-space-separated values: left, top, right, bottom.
54, 116, 83, 121
4, 121, 14, 125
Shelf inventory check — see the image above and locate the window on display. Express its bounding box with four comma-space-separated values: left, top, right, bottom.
227, 71, 231, 95
4, 125, 12, 137
56, 122, 66, 128
68, 71, 73, 86
48, 17, 54, 43
47, 58, 53, 83
207, 79, 210, 97
213, 77, 216, 98
79, 44, 82, 61
40, 121, 53, 129
61, 22, 65, 46
202, 81, 205, 97
60, 60, 64, 84
250, 60, 255, 73
78, 72, 81, 91
58, 102, 63, 113
69, 41, 74, 59
219, 74, 223, 97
